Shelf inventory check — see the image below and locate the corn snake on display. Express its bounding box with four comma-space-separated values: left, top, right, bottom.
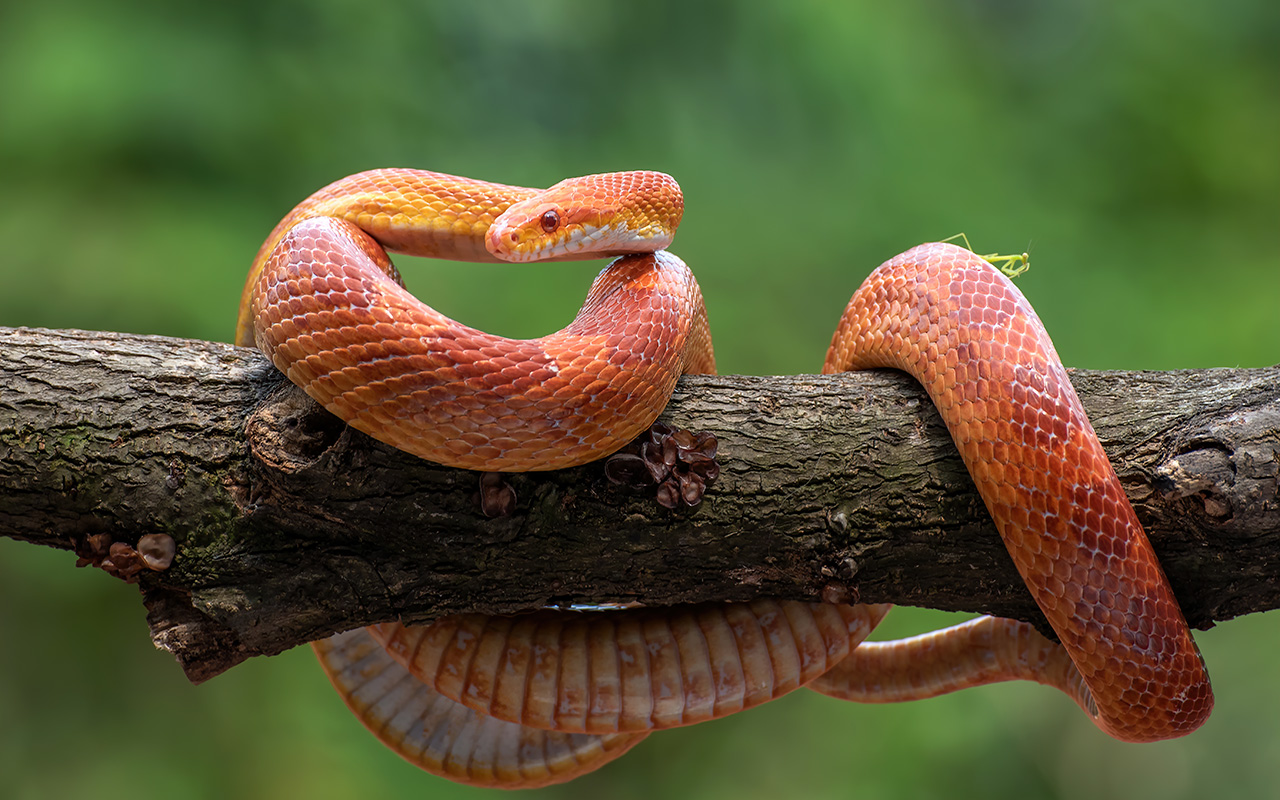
237, 169, 1212, 788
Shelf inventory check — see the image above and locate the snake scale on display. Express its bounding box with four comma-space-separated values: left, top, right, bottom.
237, 169, 1212, 788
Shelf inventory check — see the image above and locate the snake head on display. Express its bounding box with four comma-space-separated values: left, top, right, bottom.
486, 171, 683, 262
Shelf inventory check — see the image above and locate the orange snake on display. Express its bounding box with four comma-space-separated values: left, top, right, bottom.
237, 169, 1213, 788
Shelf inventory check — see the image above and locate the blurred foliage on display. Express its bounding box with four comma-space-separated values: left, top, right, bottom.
1, 1, 1277, 798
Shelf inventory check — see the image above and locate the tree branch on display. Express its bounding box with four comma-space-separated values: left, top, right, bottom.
2, 325, 1277, 684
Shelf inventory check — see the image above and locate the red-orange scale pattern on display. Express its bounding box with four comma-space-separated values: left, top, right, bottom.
241, 169, 1212, 787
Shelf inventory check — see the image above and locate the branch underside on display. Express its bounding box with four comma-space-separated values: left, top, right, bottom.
1, 326, 1277, 683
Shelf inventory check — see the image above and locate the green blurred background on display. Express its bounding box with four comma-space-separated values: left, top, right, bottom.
1, 1, 1277, 798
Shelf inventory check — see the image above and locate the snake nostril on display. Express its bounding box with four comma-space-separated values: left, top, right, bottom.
509, 232, 519, 243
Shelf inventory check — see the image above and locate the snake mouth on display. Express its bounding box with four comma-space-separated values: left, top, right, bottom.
486, 220, 619, 262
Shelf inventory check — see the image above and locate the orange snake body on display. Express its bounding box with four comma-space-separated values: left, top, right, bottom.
239, 169, 1213, 788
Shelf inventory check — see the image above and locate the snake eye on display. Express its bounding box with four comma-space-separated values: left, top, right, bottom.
540, 210, 560, 234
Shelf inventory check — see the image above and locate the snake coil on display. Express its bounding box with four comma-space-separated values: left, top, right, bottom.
239, 169, 1212, 788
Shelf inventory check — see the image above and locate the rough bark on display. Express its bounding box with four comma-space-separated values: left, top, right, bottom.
1, 325, 1277, 684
